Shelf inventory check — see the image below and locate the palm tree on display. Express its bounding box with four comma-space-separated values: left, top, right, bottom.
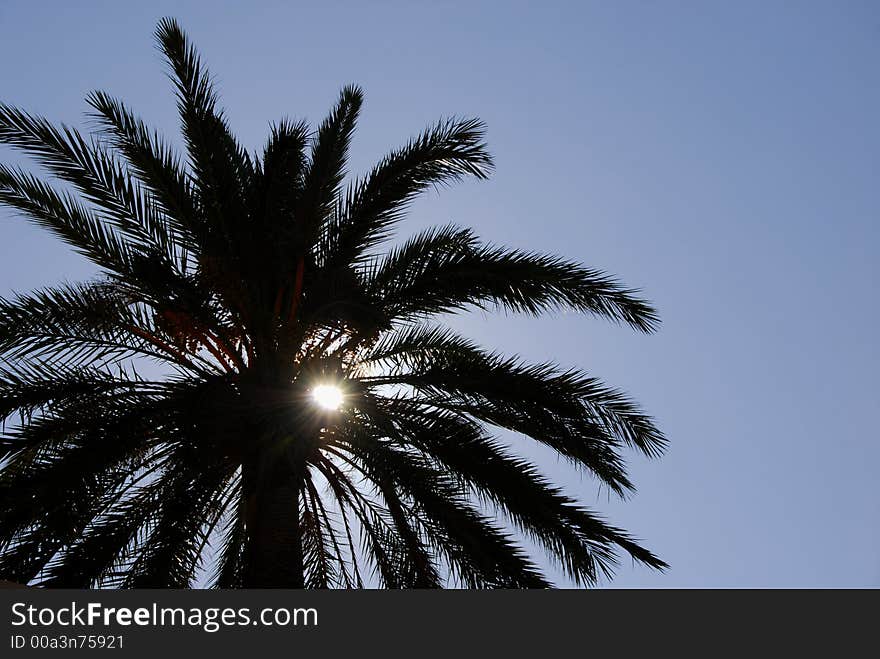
0, 18, 667, 588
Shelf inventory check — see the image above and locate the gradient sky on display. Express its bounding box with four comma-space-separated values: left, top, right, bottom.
1, 1, 878, 587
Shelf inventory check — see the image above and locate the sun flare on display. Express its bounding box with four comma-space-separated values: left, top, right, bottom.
311, 384, 344, 411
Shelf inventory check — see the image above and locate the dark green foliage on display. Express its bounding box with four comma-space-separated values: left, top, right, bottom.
0, 18, 666, 588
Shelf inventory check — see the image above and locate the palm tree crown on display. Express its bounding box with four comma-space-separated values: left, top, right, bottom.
0, 18, 667, 588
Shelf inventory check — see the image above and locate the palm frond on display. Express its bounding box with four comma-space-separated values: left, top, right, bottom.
361, 324, 666, 467
122, 449, 234, 588
86, 90, 202, 252
318, 118, 492, 269
0, 165, 136, 273
360, 403, 666, 583
0, 283, 191, 371
0, 103, 175, 259
365, 225, 659, 331
36, 457, 173, 588
154, 17, 254, 268
333, 429, 550, 588
299, 85, 363, 243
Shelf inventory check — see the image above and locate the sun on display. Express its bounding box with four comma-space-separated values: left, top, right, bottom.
311, 384, 344, 411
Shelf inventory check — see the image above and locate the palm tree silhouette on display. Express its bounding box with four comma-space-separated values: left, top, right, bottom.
0, 18, 667, 588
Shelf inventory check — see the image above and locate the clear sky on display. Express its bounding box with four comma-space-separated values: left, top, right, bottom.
1, 1, 878, 587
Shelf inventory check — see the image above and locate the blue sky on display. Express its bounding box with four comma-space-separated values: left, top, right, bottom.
1, 1, 878, 586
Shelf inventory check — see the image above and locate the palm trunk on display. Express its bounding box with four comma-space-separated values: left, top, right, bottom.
241, 446, 305, 588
